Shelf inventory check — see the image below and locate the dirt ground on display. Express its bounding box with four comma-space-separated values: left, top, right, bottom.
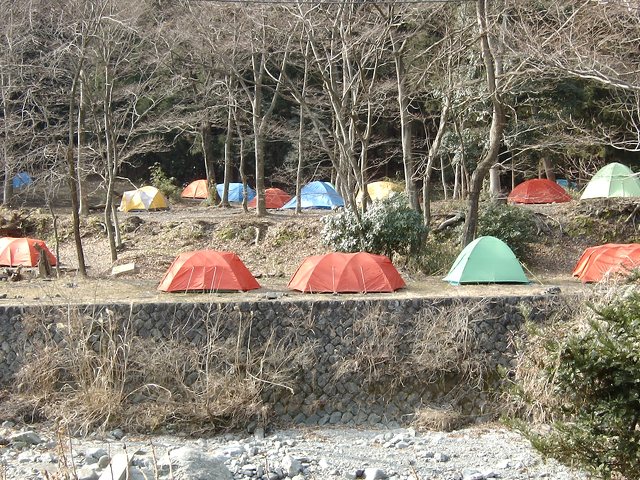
0, 181, 636, 306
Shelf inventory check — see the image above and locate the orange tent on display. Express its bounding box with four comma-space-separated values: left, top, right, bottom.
247, 188, 292, 209
572, 243, 640, 283
181, 179, 208, 200
158, 250, 260, 292
288, 252, 405, 293
508, 178, 571, 204
0, 237, 57, 267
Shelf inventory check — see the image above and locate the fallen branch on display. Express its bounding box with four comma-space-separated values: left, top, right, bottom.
434, 212, 465, 232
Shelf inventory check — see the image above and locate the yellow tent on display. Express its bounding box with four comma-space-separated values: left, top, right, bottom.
356, 181, 404, 204
118, 186, 169, 212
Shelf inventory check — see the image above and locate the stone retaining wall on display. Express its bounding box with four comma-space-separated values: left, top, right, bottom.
0, 294, 568, 427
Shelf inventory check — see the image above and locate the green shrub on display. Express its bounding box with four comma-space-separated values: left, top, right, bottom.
149, 162, 181, 201
522, 292, 640, 479
478, 203, 537, 259
321, 195, 427, 260
409, 232, 459, 276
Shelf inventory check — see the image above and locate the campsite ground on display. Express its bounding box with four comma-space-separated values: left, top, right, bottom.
0, 179, 637, 304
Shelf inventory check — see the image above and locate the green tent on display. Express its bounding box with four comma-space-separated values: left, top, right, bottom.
580, 162, 640, 200
443, 236, 529, 285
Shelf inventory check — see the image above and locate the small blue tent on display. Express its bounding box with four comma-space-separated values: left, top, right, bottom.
281, 181, 345, 209
216, 183, 256, 202
12, 172, 33, 189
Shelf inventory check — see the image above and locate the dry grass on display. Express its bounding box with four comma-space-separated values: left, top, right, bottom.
412, 405, 466, 432
14, 305, 316, 435
500, 285, 633, 424
333, 300, 491, 398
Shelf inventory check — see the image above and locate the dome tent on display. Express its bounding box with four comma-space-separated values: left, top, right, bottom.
216, 183, 256, 203
158, 250, 260, 292
508, 178, 571, 204
288, 252, 405, 293
572, 243, 640, 283
247, 188, 291, 209
12, 172, 33, 189
356, 181, 404, 205
580, 163, 640, 199
0, 237, 57, 267
443, 236, 528, 285
281, 181, 344, 210
119, 186, 169, 212
181, 179, 208, 199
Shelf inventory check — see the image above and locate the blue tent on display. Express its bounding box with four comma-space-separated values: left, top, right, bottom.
216, 183, 256, 202
556, 178, 578, 190
12, 172, 33, 189
281, 181, 345, 209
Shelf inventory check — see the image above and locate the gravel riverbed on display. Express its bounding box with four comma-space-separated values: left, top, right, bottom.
0, 423, 587, 480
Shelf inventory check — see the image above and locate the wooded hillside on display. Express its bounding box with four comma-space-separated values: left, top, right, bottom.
1, 0, 639, 272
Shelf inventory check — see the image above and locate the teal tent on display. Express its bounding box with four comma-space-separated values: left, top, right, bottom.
443, 236, 529, 285
580, 163, 640, 199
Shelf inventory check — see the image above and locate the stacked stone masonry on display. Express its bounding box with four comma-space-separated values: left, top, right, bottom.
0, 294, 566, 427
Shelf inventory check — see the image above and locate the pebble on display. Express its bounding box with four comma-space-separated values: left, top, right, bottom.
0, 425, 586, 479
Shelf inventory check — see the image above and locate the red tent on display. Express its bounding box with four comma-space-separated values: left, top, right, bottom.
573, 243, 640, 283
0, 237, 57, 267
508, 178, 571, 204
288, 252, 405, 293
247, 188, 292, 209
181, 180, 208, 200
158, 250, 260, 292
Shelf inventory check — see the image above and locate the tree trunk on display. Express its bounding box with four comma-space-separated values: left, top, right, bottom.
422, 96, 450, 226
202, 120, 219, 205
441, 156, 449, 200
103, 64, 118, 263
295, 104, 304, 215
394, 50, 418, 211
489, 164, 501, 198
77, 73, 89, 216
222, 103, 234, 208
67, 67, 87, 277
461, 0, 506, 247
542, 158, 556, 182
1, 73, 14, 206
238, 130, 249, 214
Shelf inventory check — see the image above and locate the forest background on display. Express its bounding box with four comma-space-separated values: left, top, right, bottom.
1, 0, 639, 274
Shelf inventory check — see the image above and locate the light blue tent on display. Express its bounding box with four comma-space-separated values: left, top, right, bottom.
281, 181, 345, 209
12, 172, 33, 189
216, 183, 256, 202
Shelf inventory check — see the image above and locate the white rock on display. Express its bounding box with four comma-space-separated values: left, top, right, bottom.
282, 455, 303, 477
166, 447, 232, 480
364, 467, 388, 479
434, 452, 450, 462
17, 451, 33, 463
98, 455, 111, 469
76, 466, 99, 480
462, 468, 485, 480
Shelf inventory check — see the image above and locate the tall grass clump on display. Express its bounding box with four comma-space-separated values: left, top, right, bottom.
16, 306, 315, 435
